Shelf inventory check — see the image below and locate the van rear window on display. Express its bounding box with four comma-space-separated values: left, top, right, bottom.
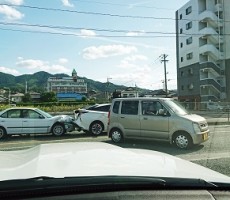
113, 101, 120, 114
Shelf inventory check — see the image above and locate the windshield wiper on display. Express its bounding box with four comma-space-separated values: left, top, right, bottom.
0, 176, 225, 199
0, 176, 219, 190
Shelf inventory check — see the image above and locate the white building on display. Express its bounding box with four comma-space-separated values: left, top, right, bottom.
176, 0, 230, 105
47, 69, 87, 94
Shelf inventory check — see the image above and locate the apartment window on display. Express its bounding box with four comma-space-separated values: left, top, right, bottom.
180, 28, 183, 34
188, 68, 193, 75
186, 21, 192, 30
181, 71, 184, 77
186, 52, 193, 60
188, 83, 194, 90
186, 6, 192, 15
180, 14, 182, 19
181, 57, 184, 62
181, 85, 184, 90
180, 42, 183, 48
186, 37, 193, 45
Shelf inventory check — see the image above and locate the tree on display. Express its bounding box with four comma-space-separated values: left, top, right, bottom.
22, 93, 32, 103
40, 92, 57, 102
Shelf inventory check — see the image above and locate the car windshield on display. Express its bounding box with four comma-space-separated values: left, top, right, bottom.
164, 99, 189, 116
35, 108, 53, 118
1, 0, 230, 197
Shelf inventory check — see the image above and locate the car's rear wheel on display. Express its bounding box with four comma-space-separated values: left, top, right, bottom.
90, 121, 103, 136
110, 128, 123, 143
52, 123, 65, 136
173, 132, 192, 149
0, 127, 6, 140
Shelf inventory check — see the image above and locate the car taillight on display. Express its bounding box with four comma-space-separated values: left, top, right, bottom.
108, 110, 110, 125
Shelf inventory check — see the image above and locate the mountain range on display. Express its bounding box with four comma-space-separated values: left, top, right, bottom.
0, 71, 150, 95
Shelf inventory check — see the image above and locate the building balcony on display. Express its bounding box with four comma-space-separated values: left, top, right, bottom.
199, 44, 224, 60
199, 10, 222, 28
200, 78, 222, 92
199, 27, 223, 44
200, 62, 221, 76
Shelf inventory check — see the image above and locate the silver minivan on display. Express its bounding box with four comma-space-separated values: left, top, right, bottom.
107, 97, 209, 149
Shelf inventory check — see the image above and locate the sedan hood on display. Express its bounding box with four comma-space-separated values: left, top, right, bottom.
0, 142, 229, 183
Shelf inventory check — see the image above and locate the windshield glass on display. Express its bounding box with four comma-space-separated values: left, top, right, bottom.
164, 99, 189, 115
35, 108, 53, 118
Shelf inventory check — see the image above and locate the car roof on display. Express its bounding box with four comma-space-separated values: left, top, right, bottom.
112, 97, 173, 101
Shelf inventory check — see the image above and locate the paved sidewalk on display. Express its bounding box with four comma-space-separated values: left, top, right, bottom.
206, 117, 230, 125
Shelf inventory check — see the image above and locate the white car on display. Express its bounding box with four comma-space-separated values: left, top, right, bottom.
0, 142, 230, 199
74, 103, 111, 135
0, 107, 74, 139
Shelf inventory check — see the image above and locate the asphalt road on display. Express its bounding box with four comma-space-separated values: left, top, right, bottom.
0, 124, 230, 177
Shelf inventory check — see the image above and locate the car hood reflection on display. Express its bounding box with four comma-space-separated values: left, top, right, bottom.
0, 142, 229, 184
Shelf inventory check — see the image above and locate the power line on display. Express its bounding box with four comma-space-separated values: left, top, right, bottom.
0, 27, 178, 38
0, 21, 176, 34
0, 3, 173, 20
2, 3, 230, 23
71, 0, 175, 10
1, 21, 230, 37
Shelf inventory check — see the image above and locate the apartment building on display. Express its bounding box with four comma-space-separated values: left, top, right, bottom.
47, 69, 87, 94
176, 0, 230, 106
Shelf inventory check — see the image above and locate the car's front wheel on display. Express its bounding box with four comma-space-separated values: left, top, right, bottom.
89, 121, 104, 136
52, 123, 65, 136
0, 127, 6, 140
173, 132, 192, 149
110, 128, 123, 143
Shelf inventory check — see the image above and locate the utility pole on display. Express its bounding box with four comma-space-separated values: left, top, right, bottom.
106, 77, 112, 100
161, 54, 169, 97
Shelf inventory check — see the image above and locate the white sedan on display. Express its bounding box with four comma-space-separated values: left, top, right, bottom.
0, 107, 74, 139
74, 103, 111, 136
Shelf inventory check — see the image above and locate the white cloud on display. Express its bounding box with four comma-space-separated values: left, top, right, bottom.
58, 58, 69, 64
0, 5, 24, 20
6, 0, 24, 5
61, 0, 74, 7
82, 45, 137, 60
126, 31, 145, 36
0, 66, 20, 75
80, 29, 96, 37
123, 55, 148, 62
16, 58, 70, 74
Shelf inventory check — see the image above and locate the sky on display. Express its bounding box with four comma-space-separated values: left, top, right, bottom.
0, 0, 189, 90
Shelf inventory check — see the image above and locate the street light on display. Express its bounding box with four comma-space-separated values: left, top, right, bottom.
4, 87, 10, 105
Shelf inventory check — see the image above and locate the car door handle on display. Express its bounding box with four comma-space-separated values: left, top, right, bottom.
143, 117, 148, 120
23, 121, 28, 122
121, 117, 125, 118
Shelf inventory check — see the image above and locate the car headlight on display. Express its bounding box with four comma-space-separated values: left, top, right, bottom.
193, 122, 201, 133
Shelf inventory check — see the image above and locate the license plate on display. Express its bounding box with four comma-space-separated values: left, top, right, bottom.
202, 133, 208, 140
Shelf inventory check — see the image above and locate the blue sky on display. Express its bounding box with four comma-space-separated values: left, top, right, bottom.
0, 0, 188, 90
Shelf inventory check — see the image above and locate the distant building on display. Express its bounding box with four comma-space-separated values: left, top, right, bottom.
56, 93, 85, 101
11, 93, 24, 103
47, 69, 87, 98
121, 87, 139, 98
176, 0, 230, 103
30, 92, 41, 102
0, 95, 7, 103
